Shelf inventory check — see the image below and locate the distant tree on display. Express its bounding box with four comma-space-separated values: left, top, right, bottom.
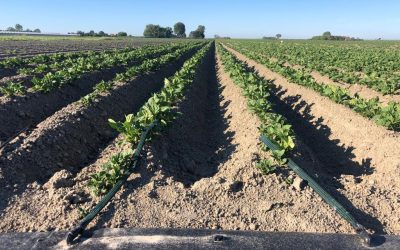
98, 31, 106, 36
143, 24, 160, 37
189, 25, 206, 39
189, 30, 201, 38
117, 31, 127, 36
173, 22, 186, 38
197, 25, 205, 36
25, 29, 32, 32
89, 30, 95, 36
323, 31, 331, 38
6, 27, 16, 31
77, 30, 84, 36
143, 24, 174, 38
165, 27, 173, 38
15, 24, 23, 32
33, 28, 41, 33
276, 34, 282, 39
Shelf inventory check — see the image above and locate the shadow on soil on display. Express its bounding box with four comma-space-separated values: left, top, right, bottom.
146, 45, 236, 186
235, 62, 383, 233
0, 49, 199, 215
88, 45, 237, 230
265, 81, 384, 234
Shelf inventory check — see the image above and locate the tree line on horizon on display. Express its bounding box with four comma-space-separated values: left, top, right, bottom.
312, 31, 363, 41
143, 22, 206, 39
75, 30, 127, 37
262, 34, 282, 40
1, 24, 41, 33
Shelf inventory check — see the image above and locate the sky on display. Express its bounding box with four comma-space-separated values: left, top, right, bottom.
1, 0, 400, 39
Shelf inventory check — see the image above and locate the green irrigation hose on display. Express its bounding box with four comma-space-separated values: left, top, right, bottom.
260, 135, 371, 246
66, 121, 157, 245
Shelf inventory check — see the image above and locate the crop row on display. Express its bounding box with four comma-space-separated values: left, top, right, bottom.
80, 42, 204, 106
0, 43, 190, 96
87, 42, 211, 196
217, 43, 296, 175
0, 48, 116, 69
225, 40, 400, 95
224, 43, 400, 131
30, 44, 186, 93
16, 49, 135, 75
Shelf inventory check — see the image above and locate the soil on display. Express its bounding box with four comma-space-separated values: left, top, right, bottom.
0, 44, 399, 238
222, 44, 400, 234
0, 45, 353, 235
278, 57, 400, 105
0, 48, 197, 220
310, 71, 400, 104
0, 39, 169, 59
0, 47, 185, 144
0, 68, 123, 144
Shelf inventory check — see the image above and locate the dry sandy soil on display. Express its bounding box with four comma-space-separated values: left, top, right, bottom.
223, 44, 400, 234
0, 44, 399, 238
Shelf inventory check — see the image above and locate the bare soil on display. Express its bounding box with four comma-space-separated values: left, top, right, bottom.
280, 58, 400, 104
0, 45, 398, 237
310, 71, 400, 104
223, 44, 400, 234
259, 54, 400, 105
0, 49, 197, 229
0, 47, 187, 145
0, 39, 168, 59
1, 45, 356, 235
0, 68, 123, 144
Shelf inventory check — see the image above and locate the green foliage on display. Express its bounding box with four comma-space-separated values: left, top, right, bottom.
217, 43, 295, 174
117, 31, 127, 37
81, 43, 201, 107
0, 81, 26, 96
224, 40, 400, 131
256, 159, 276, 174
173, 22, 186, 38
346, 94, 381, 118
189, 25, 206, 39
88, 42, 211, 196
321, 85, 350, 103
30, 45, 182, 93
322, 31, 331, 37
143, 24, 173, 38
0, 57, 24, 68
373, 102, 400, 130
88, 150, 133, 196
15, 23, 23, 32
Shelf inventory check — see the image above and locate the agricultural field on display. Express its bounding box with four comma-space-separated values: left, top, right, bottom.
0, 37, 399, 246
0, 37, 190, 59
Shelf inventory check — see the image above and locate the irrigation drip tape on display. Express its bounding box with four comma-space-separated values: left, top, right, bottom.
260, 134, 371, 246
66, 121, 157, 245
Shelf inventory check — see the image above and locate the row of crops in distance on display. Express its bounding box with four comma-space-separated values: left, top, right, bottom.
224, 40, 400, 95
0, 42, 198, 96
223, 41, 400, 131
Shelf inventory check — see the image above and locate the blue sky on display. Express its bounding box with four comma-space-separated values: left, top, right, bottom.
1, 0, 400, 39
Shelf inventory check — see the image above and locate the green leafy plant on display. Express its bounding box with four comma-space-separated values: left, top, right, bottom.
224, 41, 400, 132
88, 42, 210, 196
88, 150, 133, 196
373, 102, 400, 130
256, 159, 276, 174
217, 43, 296, 175
0, 81, 26, 96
